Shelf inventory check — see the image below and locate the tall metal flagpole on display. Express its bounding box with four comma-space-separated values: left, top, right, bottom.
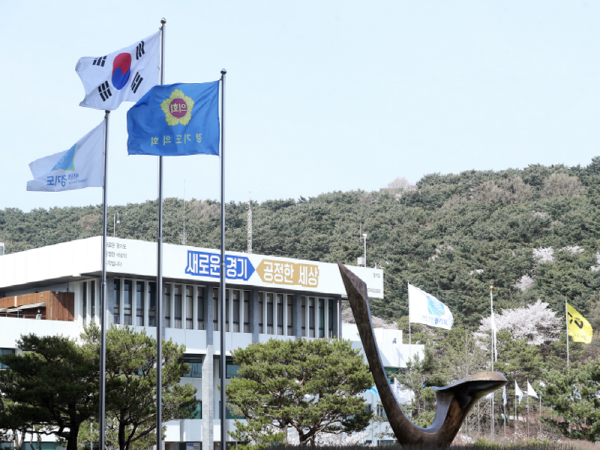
490, 286, 494, 441
99, 109, 110, 450
156, 18, 166, 450
219, 68, 227, 450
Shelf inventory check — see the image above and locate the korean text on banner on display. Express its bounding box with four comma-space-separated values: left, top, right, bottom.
127, 82, 220, 157
76, 31, 159, 110
567, 303, 594, 344
27, 121, 104, 192
408, 283, 453, 330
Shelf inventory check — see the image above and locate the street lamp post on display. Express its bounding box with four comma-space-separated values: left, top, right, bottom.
113, 211, 120, 237
362, 233, 368, 267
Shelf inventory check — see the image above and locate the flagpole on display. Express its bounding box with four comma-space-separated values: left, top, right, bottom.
219, 68, 227, 450
490, 286, 494, 441
527, 380, 529, 440
565, 298, 569, 367
99, 109, 110, 450
156, 17, 166, 450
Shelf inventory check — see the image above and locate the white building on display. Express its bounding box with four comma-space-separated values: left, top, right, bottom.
0, 237, 422, 450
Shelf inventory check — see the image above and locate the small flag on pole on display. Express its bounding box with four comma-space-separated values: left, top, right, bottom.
76, 32, 160, 110
515, 381, 523, 404
127, 82, 220, 157
408, 283, 454, 330
567, 303, 594, 344
27, 122, 105, 192
527, 381, 538, 399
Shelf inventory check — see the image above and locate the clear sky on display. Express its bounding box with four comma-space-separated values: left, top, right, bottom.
2, 1, 599, 212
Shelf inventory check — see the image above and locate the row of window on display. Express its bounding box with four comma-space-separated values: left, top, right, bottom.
181, 356, 239, 379
84, 279, 339, 338
178, 401, 243, 420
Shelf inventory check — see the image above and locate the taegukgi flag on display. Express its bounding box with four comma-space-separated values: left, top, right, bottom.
76, 32, 159, 110
27, 122, 104, 192
408, 283, 453, 330
127, 82, 220, 156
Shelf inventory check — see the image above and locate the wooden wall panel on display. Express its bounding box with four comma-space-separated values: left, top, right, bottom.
0, 291, 74, 321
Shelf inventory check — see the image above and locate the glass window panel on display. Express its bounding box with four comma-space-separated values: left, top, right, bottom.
82, 281, 87, 326
164, 284, 171, 328
123, 280, 132, 325
301, 296, 306, 335
226, 289, 230, 332
197, 288, 204, 330
329, 299, 334, 338
182, 356, 203, 378
233, 290, 240, 333
91, 280, 96, 322
186, 286, 194, 329
213, 288, 219, 332
243, 291, 250, 333
266, 293, 273, 334
319, 298, 325, 338
174, 285, 183, 329
309, 297, 315, 338
277, 294, 283, 335
287, 296, 293, 335
113, 279, 121, 325
148, 282, 156, 327
136, 282, 144, 326
258, 293, 264, 333
0, 348, 15, 370
226, 357, 240, 379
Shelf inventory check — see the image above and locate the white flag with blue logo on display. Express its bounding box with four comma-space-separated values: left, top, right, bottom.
27, 122, 104, 192
408, 283, 454, 330
76, 31, 159, 111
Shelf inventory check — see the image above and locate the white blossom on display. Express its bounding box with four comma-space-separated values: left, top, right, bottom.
469, 269, 484, 275
590, 252, 600, 272
533, 247, 554, 265
287, 429, 372, 446
513, 274, 535, 293
560, 246, 584, 255
476, 299, 561, 346
342, 307, 397, 330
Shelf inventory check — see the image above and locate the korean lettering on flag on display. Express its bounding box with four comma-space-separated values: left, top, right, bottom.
27, 122, 104, 192
76, 31, 159, 110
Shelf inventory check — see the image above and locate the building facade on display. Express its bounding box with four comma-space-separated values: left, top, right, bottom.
0, 237, 420, 450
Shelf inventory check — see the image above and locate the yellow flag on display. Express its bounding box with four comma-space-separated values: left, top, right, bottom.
567, 303, 594, 344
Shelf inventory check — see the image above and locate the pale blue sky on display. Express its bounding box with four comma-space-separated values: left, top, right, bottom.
2, 1, 599, 212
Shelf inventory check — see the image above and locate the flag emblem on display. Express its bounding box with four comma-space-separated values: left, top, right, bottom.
161, 89, 195, 126
427, 295, 445, 316
112, 53, 132, 90
51, 144, 76, 171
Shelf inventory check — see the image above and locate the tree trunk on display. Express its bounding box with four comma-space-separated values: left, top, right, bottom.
67, 424, 80, 450
119, 411, 126, 450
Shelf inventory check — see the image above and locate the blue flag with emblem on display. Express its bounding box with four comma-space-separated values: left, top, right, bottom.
127, 81, 220, 156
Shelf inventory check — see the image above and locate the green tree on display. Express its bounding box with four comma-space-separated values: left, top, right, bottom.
226, 338, 373, 448
542, 356, 600, 441
0, 334, 98, 450
81, 325, 196, 450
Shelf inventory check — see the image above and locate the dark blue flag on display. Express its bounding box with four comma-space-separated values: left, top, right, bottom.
127, 81, 220, 156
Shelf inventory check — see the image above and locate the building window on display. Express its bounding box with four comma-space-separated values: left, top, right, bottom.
82, 281, 87, 326
266, 293, 274, 334
182, 402, 202, 420
277, 295, 283, 335
301, 296, 306, 336
226, 357, 240, 379
287, 296, 293, 335
197, 288, 204, 330
213, 288, 219, 332
319, 299, 325, 338
226, 289, 230, 332
329, 299, 334, 337
232, 290, 240, 333
243, 291, 250, 333
258, 293, 264, 333
148, 282, 156, 327
113, 279, 121, 324
174, 285, 183, 329
186, 286, 193, 330
309, 297, 315, 338
91, 280, 96, 322
136, 282, 144, 326
165, 284, 171, 328
182, 356, 204, 378
219, 401, 244, 419
0, 349, 15, 370
123, 280, 133, 325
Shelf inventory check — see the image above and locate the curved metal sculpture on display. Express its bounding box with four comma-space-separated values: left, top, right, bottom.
338, 262, 507, 448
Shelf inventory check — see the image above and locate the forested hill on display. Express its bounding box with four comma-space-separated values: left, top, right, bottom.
3, 159, 600, 328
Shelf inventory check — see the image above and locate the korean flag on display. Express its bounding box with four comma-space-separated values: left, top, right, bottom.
76, 31, 160, 111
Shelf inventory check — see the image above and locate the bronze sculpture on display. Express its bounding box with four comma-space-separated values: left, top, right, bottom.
338, 262, 507, 448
